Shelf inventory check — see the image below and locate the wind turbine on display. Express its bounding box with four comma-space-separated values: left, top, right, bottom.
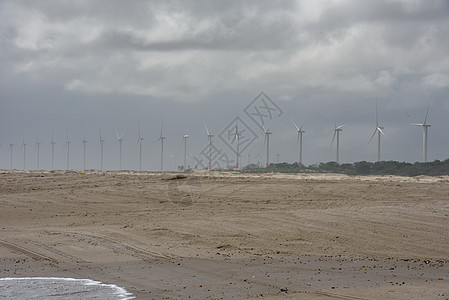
330, 123, 345, 164
232, 120, 240, 169
50, 132, 56, 170
115, 128, 125, 170
182, 134, 189, 171
35, 134, 41, 170
9, 144, 14, 169
204, 121, 213, 170
137, 121, 144, 172
156, 119, 165, 172
368, 102, 385, 162
99, 129, 105, 171
411, 103, 431, 162
261, 122, 272, 168
82, 138, 88, 170
292, 120, 305, 166
22, 137, 27, 171
64, 132, 71, 170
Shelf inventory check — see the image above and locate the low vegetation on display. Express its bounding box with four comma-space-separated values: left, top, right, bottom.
240, 159, 449, 176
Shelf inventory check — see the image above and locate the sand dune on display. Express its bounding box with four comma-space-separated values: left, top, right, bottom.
1, 170, 448, 299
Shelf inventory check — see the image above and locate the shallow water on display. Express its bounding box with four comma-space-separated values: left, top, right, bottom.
0, 277, 134, 299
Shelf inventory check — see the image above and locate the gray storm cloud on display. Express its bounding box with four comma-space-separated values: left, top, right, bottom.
1, 0, 449, 170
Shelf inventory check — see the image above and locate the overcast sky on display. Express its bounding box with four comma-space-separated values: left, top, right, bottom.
1, 0, 449, 171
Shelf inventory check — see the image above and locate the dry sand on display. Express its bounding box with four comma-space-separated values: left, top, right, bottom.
1, 170, 448, 299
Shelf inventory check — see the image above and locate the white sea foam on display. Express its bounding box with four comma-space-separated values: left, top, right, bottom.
0, 277, 135, 299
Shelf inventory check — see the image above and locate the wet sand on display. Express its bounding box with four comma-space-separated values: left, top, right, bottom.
1, 170, 448, 299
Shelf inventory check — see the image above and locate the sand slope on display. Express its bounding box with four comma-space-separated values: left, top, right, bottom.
1, 170, 448, 299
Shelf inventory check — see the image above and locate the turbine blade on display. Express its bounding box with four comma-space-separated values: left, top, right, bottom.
368, 128, 377, 144
377, 127, 386, 136
376, 100, 379, 127
115, 128, 120, 140
330, 130, 336, 150
160, 117, 164, 138
292, 120, 299, 131
204, 121, 210, 136
266, 121, 273, 132
336, 124, 345, 130
299, 122, 305, 131
423, 102, 430, 125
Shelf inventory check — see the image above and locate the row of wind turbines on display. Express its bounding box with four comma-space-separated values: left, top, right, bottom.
2, 103, 433, 171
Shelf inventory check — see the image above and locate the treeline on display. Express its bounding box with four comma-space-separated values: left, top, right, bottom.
241, 159, 449, 176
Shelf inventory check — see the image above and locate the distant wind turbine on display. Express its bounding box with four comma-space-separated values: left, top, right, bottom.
261, 122, 273, 168
22, 137, 27, 171
99, 129, 105, 171
368, 101, 385, 162
330, 123, 345, 164
115, 128, 125, 170
183, 134, 189, 171
64, 132, 71, 170
411, 103, 431, 162
136, 121, 144, 172
35, 134, 41, 170
232, 120, 240, 169
82, 138, 88, 170
292, 120, 305, 166
50, 132, 56, 170
156, 119, 165, 172
204, 121, 213, 170
9, 144, 14, 169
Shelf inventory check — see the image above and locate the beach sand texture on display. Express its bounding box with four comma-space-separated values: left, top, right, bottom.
1, 170, 448, 299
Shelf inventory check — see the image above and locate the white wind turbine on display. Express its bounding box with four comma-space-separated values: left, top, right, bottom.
292, 120, 305, 166
9, 143, 14, 169
204, 121, 213, 170
50, 132, 56, 170
137, 121, 144, 172
35, 134, 41, 170
368, 102, 385, 162
261, 122, 273, 168
115, 129, 125, 170
82, 138, 88, 170
411, 103, 431, 162
232, 120, 241, 169
183, 134, 189, 171
22, 137, 27, 171
64, 132, 71, 170
330, 123, 345, 164
99, 129, 105, 171
156, 119, 165, 172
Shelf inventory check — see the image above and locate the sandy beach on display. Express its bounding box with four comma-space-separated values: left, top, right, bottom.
1, 170, 448, 299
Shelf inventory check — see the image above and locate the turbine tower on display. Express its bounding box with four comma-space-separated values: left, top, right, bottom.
232, 120, 240, 169
261, 123, 272, 168
330, 123, 345, 164
411, 103, 431, 162
368, 102, 385, 162
137, 121, 144, 172
156, 119, 165, 172
99, 129, 105, 171
50, 132, 56, 170
64, 133, 71, 170
9, 144, 14, 169
35, 134, 41, 170
183, 134, 189, 171
82, 138, 87, 170
292, 120, 305, 166
204, 121, 213, 170
22, 137, 27, 171
115, 129, 125, 170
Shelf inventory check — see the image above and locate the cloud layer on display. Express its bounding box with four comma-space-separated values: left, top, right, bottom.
1, 0, 449, 169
